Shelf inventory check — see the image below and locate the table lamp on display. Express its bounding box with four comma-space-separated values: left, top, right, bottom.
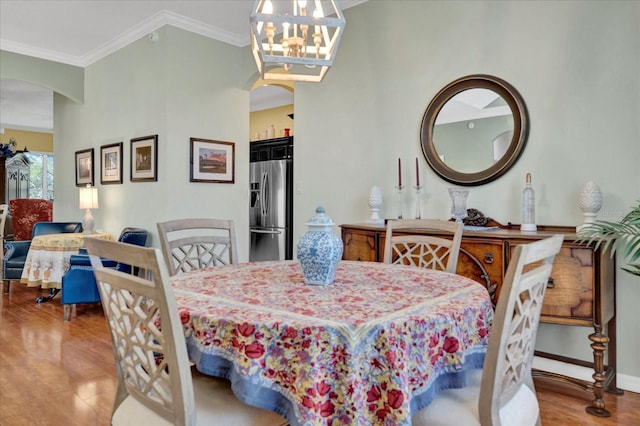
79, 184, 99, 234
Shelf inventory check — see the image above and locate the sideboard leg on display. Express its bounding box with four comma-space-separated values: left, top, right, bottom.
586, 328, 611, 417
604, 315, 624, 395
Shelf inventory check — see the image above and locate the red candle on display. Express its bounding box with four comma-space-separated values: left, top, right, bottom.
398, 158, 402, 187
416, 157, 420, 187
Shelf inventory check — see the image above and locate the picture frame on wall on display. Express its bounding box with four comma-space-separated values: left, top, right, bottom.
130, 134, 158, 182
190, 138, 235, 183
75, 148, 94, 187
100, 142, 123, 184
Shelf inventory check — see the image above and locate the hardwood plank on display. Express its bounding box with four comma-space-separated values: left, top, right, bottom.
1, 282, 638, 425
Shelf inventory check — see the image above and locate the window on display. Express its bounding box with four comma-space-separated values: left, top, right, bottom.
25, 152, 54, 201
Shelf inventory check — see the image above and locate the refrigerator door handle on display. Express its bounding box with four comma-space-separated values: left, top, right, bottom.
261, 172, 269, 217
250, 229, 282, 234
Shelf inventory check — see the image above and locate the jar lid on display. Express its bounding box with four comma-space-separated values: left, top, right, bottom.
306, 206, 335, 227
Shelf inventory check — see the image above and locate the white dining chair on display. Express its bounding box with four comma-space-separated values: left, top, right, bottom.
383, 219, 463, 273
84, 238, 288, 426
157, 218, 238, 276
412, 234, 564, 426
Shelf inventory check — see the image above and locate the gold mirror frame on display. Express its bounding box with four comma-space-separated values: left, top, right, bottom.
420, 74, 529, 186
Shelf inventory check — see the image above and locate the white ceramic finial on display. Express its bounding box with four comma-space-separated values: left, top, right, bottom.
577, 181, 603, 233
367, 186, 383, 224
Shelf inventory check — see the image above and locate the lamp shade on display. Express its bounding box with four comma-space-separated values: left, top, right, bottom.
79, 185, 99, 210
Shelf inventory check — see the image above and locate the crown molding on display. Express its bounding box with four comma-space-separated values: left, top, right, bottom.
0, 40, 86, 67
1, 10, 249, 68
0, 123, 54, 134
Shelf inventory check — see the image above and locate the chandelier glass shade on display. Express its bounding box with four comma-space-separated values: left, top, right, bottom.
250, 0, 346, 82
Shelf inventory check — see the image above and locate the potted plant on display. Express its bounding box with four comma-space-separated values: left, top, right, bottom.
579, 201, 640, 277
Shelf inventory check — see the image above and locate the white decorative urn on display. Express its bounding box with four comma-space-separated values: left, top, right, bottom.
297, 207, 343, 285
577, 181, 603, 233
367, 186, 384, 224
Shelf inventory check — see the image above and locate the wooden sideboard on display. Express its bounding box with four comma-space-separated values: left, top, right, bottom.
340, 223, 622, 417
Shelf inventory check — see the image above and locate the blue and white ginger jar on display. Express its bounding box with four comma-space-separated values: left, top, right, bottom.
297, 206, 343, 285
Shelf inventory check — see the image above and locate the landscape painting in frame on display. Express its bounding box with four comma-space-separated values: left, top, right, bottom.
100, 142, 123, 184
75, 148, 94, 187
190, 138, 235, 183
130, 135, 158, 182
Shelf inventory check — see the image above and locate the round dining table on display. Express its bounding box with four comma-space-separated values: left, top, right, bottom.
172, 260, 494, 426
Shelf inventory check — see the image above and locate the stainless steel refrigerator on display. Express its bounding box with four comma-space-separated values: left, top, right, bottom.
249, 158, 293, 261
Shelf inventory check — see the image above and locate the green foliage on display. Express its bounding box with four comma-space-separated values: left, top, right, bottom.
26, 152, 54, 200
578, 201, 640, 277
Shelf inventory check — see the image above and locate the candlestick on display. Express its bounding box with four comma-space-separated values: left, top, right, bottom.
414, 185, 422, 219
397, 158, 402, 188
395, 185, 404, 219
415, 157, 420, 187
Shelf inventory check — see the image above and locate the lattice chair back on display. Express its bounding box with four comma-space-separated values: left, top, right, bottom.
479, 234, 564, 425
85, 238, 194, 425
9, 198, 53, 241
412, 234, 563, 425
157, 218, 238, 276
85, 238, 288, 426
383, 219, 463, 273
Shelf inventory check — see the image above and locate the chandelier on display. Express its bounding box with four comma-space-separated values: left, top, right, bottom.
250, 0, 346, 82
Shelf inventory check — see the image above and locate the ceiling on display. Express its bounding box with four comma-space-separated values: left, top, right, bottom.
0, 0, 365, 132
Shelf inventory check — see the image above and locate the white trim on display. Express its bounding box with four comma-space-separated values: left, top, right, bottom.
0, 123, 53, 134
0, 39, 85, 67
533, 356, 640, 393
0, 10, 248, 69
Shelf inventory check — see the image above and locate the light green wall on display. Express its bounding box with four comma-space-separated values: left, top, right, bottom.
2, 0, 639, 382
0, 50, 83, 103
291, 1, 639, 378
53, 26, 255, 249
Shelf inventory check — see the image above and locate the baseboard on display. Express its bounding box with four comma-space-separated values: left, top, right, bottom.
533, 356, 640, 393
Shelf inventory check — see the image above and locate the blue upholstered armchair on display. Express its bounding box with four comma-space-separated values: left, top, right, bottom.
61, 227, 148, 321
3, 222, 83, 292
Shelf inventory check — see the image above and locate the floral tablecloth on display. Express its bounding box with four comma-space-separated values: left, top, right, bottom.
172, 260, 494, 426
21, 232, 112, 289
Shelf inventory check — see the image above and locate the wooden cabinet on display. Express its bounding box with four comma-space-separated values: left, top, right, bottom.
340, 223, 621, 417
250, 137, 293, 162
341, 226, 380, 262
458, 239, 505, 306
1, 153, 30, 204
1, 153, 31, 239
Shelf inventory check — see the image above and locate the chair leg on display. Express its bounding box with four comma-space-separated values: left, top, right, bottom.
2, 280, 9, 294
63, 304, 77, 322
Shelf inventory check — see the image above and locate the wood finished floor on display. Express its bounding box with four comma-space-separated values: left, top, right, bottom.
1, 282, 638, 426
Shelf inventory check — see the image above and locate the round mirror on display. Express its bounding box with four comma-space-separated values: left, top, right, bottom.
420, 74, 529, 186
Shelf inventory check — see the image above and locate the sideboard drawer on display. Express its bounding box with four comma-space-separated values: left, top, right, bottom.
541, 246, 594, 324
342, 227, 379, 262
507, 242, 613, 327
457, 240, 504, 306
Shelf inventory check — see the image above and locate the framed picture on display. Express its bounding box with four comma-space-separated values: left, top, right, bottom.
190, 138, 235, 183
100, 142, 123, 184
130, 135, 158, 182
75, 148, 94, 187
